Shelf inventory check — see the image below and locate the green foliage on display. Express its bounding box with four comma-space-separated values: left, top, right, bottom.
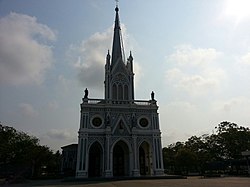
215, 121, 250, 159
0, 123, 62, 180
163, 121, 250, 175
175, 148, 198, 174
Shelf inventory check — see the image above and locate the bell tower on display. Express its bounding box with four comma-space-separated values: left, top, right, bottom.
105, 5, 135, 101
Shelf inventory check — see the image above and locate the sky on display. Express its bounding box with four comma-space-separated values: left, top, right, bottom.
1, 0, 250, 151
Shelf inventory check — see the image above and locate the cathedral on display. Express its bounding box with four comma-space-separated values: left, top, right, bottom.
75, 5, 164, 178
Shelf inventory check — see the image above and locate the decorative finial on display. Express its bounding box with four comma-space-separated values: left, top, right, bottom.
128, 51, 133, 61
115, 0, 119, 6
106, 50, 110, 61
115, 0, 119, 11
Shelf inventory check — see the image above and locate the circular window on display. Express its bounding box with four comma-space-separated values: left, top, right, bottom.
139, 117, 149, 128
92, 117, 102, 127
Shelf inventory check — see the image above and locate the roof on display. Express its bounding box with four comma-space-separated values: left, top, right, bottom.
61, 143, 78, 149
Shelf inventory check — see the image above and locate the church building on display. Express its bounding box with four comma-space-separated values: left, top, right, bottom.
75, 5, 164, 178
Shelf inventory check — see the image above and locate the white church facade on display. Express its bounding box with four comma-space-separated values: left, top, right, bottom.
75, 5, 164, 178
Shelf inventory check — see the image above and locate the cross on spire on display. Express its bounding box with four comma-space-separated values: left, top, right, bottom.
111, 1, 125, 67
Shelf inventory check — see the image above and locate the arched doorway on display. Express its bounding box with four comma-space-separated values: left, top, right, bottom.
139, 141, 151, 175
88, 142, 103, 177
113, 140, 130, 176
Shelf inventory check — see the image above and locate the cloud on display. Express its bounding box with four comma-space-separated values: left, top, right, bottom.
213, 96, 250, 113
68, 26, 113, 90
165, 101, 198, 116
58, 74, 72, 92
38, 129, 77, 150
241, 52, 250, 65
160, 101, 206, 142
48, 101, 59, 110
166, 68, 225, 95
162, 101, 198, 125
210, 97, 250, 128
160, 100, 218, 147
165, 45, 225, 96
133, 62, 143, 87
18, 103, 38, 117
0, 12, 56, 85
162, 131, 186, 146
68, 24, 141, 91
167, 45, 222, 67
44, 129, 77, 142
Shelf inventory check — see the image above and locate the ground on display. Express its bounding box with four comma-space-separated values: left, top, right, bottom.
3, 177, 250, 187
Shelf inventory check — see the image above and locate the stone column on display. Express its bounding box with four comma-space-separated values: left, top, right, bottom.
132, 134, 139, 176
153, 137, 164, 176
76, 134, 88, 178
158, 138, 164, 170
104, 127, 112, 177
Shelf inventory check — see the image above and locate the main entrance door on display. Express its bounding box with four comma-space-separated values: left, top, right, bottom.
88, 142, 103, 177
113, 140, 130, 176
139, 141, 151, 175
139, 146, 146, 175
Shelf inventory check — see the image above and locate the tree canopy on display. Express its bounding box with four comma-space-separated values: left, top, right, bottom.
0, 123, 61, 181
163, 121, 250, 175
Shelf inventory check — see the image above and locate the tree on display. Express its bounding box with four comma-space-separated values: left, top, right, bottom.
175, 148, 197, 174
0, 123, 62, 180
185, 135, 211, 173
215, 121, 250, 159
162, 121, 250, 175
163, 142, 184, 174
163, 147, 175, 173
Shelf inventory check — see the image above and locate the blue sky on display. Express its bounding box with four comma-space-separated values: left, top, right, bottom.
1, 0, 250, 151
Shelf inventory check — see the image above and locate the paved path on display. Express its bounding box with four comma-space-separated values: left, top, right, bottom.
4, 177, 250, 187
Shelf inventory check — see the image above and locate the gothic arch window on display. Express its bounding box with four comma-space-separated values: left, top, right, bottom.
112, 84, 117, 100
88, 141, 103, 177
124, 84, 128, 100
139, 141, 152, 175
118, 84, 123, 100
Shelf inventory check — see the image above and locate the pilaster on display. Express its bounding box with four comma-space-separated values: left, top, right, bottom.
132, 132, 139, 176
104, 126, 112, 177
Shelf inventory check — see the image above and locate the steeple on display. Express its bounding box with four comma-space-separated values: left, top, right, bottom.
105, 4, 135, 101
111, 5, 125, 67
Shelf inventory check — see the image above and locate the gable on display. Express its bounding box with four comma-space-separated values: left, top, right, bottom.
111, 58, 129, 76
112, 115, 131, 135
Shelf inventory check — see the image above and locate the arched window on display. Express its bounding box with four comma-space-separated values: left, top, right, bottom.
118, 84, 123, 100
124, 85, 128, 100
112, 84, 117, 100
88, 141, 103, 177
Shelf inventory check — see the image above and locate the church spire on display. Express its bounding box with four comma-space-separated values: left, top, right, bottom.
105, 3, 135, 101
111, 4, 125, 67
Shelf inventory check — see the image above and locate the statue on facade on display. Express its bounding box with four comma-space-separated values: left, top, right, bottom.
106, 113, 110, 125
84, 88, 88, 98
151, 91, 155, 101
132, 113, 136, 127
